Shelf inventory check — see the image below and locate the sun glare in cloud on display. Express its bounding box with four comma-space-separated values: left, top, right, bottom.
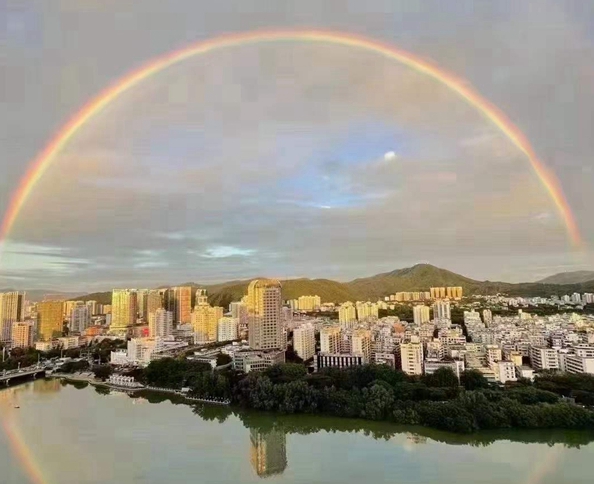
384, 151, 397, 161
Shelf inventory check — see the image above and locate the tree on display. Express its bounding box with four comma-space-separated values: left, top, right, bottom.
460, 370, 490, 391
93, 365, 113, 381
216, 353, 232, 367
423, 367, 459, 388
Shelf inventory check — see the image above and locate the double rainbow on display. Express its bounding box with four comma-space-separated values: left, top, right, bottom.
0, 29, 583, 249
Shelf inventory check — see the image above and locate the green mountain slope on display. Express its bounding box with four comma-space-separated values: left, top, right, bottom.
70, 264, 594, 308
537, 271, 594, 285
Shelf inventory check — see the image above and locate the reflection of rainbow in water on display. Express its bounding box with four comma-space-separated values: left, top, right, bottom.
524, 446, 564, 484
1, 411, 48, 484
0, 29, 584, 254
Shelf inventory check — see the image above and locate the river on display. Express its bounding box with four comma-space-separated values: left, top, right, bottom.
1, 379, 594, 484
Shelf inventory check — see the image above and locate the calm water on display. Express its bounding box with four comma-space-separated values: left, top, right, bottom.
2, 379, 594, 484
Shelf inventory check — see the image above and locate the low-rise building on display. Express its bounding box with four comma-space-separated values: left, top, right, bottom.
424, 359, 465, 379
530, 346, 559, 370
314, 353, 364, 372
233, 350, 285, 373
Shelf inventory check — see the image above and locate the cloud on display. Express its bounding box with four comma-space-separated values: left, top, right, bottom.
200, 246, 256, 259
1, 0, 593, 289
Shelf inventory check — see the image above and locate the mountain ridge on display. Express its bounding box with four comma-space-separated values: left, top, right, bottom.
65, 263, 594, 308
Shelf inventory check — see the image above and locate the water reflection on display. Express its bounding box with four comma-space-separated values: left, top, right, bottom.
2, 380, 594, 484
250, 428, 287, 477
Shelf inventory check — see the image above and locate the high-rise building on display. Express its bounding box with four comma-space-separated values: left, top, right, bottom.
295, 295, 321, 311
110, 289, 138, 333
85, 300, 99, 316
167, 286, 193, 324
146, 290, 162, 317
70, 304, 91, 333
37, 300, 64, 341
250, 428, 287, 477
356, 301, 379, 321
192, 293, 224, 344
293, 323, 316, 361
432, 300, 451, 320
482, 309, 493, 326
11, 321, 34, 349
0, 292, 25, 344
247, 279, 284, 351
148, 308, 173, 338
338, 302, 356, 326
413, 305, 430, 325
320, 326, 341, 354
400, 339, 424, 375
137, 289, 149, 319
230, 301, 248, 337
63, 301, 78, 318
351, 329, 372, 363
217, 316, 238, 342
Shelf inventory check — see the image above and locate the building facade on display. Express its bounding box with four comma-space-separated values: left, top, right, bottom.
247, 279, 284, 351
37, 300, 64, 341
293, 323, 316, 361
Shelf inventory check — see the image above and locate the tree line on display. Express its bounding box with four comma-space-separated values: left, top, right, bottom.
130, 358, 594, 434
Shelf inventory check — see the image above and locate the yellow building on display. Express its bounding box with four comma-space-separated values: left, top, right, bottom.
110, 290, 138, 333
37, 300, 64, 341
0, 291, 25, 344
12, 321, 34, 348
338, 302, 356, 325
146, 290, 163, 317
247, 279, 284, 351
191, 291, 223, 343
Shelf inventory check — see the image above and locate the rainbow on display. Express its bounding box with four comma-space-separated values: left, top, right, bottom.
0, 29, 583, 249
1, 417, 48, 484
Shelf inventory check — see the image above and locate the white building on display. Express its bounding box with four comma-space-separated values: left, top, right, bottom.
424, 359, 465, 379
70, 304, 91, 333
351, 329, 372, 364
530, 346, 559, 370
127, 337, 164, 366
320, 326, 341, 354
217, 317, 238, 342
413, 305, 430, 325
57, 336, 81, 350
400, 339, 424, 375
148, 309, 173, 338
233, 350, 285, 373
495, 361, 517, 383
293, 323, 316, 361
565, 355, 594, 375
432, 300, 451, 320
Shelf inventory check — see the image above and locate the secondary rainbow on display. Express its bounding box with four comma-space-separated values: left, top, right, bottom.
0, 29, 583, 248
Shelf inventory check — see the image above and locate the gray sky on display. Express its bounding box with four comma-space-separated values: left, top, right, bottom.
1, 0, 594, 291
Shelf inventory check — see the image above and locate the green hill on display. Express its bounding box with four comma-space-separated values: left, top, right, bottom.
537, 271, 594, 285
346, 263, 481, 300
71, 263, 594, 308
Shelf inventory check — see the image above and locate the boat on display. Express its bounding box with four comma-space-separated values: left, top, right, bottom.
13, 405, 20, 409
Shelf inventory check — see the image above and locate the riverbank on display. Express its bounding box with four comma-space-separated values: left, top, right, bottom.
51, 373, 230, 405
